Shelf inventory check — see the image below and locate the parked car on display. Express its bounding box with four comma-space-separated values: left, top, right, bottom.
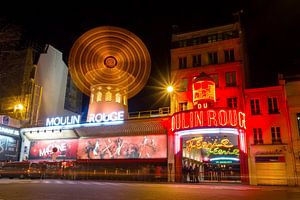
0, 161, 41, 179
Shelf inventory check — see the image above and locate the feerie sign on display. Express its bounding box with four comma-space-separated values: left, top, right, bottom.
46, 111, 125, 127
171, 109, 246, 131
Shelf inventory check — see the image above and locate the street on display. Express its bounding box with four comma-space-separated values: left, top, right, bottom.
0, 179, 300, 200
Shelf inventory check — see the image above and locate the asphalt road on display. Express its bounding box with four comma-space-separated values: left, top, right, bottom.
0, 179, 299, 200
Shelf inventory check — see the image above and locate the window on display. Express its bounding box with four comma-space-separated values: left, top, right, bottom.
105, 91, 112, 102
179, 57, 187, 69
210, 74, 219, 88
208, 52, 218, 65
96, 91, 102, 102
179, 102, 188, 111
250, 99, 261, 115
208, 34, 217, 43
297, 113, 300, 136
227, 97, 237, 108
271, 127, 282, 144
115, 93, 121, 103
224, 49, 235, 63
268, 97, 279, 114
253, 128, 263, 144
192, 54, 201, 67
225, 71, 237, 87
179, 78, 188, 92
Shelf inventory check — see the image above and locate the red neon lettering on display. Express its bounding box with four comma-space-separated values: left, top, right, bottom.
218, 110, 227, 126
190, 111, 194, 128
194, 111, 203, 127
207, 110, 217, 126
182, 113, 189, 129
238, 112, 246, 129
228, 110, 238, 127
175, 114, 181, 130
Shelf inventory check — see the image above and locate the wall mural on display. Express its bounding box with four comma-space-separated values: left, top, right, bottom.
77, 135, 167, 159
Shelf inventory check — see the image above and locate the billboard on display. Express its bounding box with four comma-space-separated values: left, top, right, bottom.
0, 135, 19, 161
77, 135, 167, 159
29, 139, 78, 160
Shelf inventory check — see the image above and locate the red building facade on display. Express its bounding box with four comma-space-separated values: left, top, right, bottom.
168, 23, 296, 185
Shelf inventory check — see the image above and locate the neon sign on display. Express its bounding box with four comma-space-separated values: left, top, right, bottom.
185, 136, 239, 156
87, 111, 124, 123
46, 115, 81, 126
171, 109, 246, 132
185, 137, 234, 152
45, 111, 125, 127
0, 125, 19, 136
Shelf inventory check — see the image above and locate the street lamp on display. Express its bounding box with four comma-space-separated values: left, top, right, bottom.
14, 103, 24, 112
167, 85, 174, 93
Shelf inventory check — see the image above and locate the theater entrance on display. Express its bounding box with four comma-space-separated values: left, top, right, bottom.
181, 131, 241, 183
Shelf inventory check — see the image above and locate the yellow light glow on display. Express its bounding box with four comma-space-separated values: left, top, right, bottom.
167, 85, 174, 93
14, 103, 24, 111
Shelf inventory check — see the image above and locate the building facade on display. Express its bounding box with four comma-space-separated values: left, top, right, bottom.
2, 23, 299, 186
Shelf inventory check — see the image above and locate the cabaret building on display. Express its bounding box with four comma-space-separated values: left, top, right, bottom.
5, 23, 297, 186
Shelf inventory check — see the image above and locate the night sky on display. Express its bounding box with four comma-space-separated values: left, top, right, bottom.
2, 0, 300, 112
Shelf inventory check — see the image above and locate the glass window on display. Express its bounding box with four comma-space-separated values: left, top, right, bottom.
227, 97, 237, 108
268, 97, 279, 114
115, 93, 121, 103
225, 71, 237, 87
250, 99, 261, 115
179, 57, 187, 69
179, 78, 188, 92
105, 91, 112, 102
224, 49, 235, 63
253, 128, 263, 144
179, 102, 188, 111
96, 91, 102, 102
271, 127, 282, 144
208, 52, 218, 65
192, 54, 201, 67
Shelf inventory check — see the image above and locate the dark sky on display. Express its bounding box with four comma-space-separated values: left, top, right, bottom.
2, 0, 300, 112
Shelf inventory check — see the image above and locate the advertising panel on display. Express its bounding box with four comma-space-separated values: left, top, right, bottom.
29, 139, 78, 160
77, 135, 167, 159
0, 135, 19, 161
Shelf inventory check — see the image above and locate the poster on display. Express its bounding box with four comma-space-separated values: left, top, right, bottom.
29, 139, 78, 160
77, 135, 167, 159
0, 135, 19, 161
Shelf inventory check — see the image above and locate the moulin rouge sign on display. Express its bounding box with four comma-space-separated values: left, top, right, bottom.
171, 109, 246, 132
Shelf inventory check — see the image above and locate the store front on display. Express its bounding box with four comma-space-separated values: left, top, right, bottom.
171, 109, 248, 183
0, 125, 21, 162
20, 117, 169, 181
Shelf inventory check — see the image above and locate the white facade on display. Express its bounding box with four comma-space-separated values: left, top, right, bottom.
35, 45, 77, 125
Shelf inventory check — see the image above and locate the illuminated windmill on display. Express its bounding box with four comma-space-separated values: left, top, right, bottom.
68, 26, 151, 121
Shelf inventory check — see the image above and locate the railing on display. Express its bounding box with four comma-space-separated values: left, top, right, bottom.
128, 107, 170, 119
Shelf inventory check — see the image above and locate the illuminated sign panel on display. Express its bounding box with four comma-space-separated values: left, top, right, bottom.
29, 139, 78, 160
77, 135, 167, 159
87, 111, 124, 123
193, 80, 216, 105
171, 109, 246, 132
0, 125, 19, 136
0, 135, 19, 161
46, 115, 81, 126
45, 111, 125, 127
